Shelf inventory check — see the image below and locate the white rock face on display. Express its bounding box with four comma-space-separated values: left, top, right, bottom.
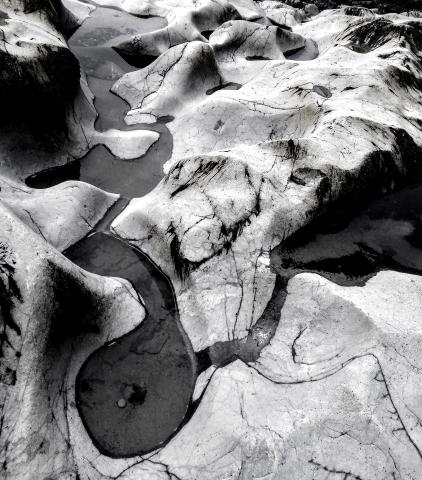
92, 128, 159, 159
209, 19, 306, 60
142, 356, 422, 479
113, 41, 224, 124
254, 272, 422, 475
0, 178, 119, 251
0, 2, 78, 96
96, 0, 264, 21
112, 8, 422, 350
2, 0, 422, 479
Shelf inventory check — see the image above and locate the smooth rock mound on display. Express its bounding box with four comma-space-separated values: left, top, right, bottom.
113, 41, 223, 124
210, 20, 306, 61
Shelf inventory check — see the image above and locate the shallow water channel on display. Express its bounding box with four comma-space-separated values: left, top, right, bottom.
51, 4, 196, 458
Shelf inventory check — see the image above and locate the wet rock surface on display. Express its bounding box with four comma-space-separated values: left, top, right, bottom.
2, 0, 422, 479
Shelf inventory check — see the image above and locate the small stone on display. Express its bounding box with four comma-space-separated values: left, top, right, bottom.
117, 398, 127, 408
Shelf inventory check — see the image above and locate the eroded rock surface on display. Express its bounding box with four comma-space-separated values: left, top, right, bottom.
2, 0, 422, 479
112, 7, 422, 351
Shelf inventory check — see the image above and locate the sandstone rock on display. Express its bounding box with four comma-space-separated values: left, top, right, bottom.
91, 128, 159, 159
107, 0, 266, 68
0, 0, 160, 186
271, 182, 422, 285
112, 41, 223, 124
95, 0, 265, 21
0, 1, 93, 182
302, 0, 421, 14
111, 10, 422, 351
255, 271, 422, 465
340, 5, 377, 17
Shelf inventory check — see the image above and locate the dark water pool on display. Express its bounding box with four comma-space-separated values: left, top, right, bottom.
272, 183, 422, 285
67, 233, 197, 457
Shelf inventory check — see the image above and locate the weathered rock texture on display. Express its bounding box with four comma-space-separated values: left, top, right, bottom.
112, 7, 422, 351
1, 0, 422, 479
